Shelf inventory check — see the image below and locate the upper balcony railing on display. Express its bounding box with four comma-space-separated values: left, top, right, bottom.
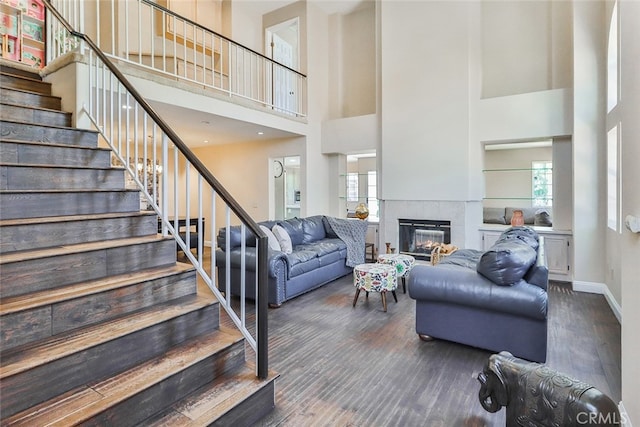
49, 0, 307, 118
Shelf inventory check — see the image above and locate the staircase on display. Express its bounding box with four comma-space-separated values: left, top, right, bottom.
0, 65, 276, 426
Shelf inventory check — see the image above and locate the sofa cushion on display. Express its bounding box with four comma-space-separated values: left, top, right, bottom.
302, 215, 327, 243
272, 225, 293, 254
477, 241, 537, 286
295, 240, 345, 257
279, 218, 304, 246
260, 225, 281, 251
483, 207, 507, 225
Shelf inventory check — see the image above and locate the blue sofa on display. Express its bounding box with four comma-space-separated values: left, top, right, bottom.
216, 215, 358, 307
408, 227, 549, 362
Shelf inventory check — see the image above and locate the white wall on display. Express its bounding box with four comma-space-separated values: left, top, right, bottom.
619, 0, 640, 422
482, 0, 573, 98
321, 114, 377, 154
478, 89, 573, 141
379, 1, 474, 202
572, 1, 607, 289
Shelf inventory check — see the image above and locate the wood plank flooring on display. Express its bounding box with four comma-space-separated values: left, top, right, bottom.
189, 251, 621, 427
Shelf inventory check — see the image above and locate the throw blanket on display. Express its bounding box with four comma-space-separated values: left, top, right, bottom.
326, 217, 369, 267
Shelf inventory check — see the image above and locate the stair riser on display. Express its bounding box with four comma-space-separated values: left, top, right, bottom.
0, 121, 98, 147
0, 190, 141, 220
0, 239, 177, 298
0, 141, 111, 168
215, 380, 276, 427
0, 215, 159, 254
82, 342, 245, 427
0, 74, 51, 95
0, 165, 125, 191
0, 104, 71, 127
0, 271, 198, 352
0, 303, 223, 420
1, 88, 62, 110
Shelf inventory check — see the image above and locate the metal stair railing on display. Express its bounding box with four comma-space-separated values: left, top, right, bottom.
48, 0, 307, 118
43, 0, 269, 379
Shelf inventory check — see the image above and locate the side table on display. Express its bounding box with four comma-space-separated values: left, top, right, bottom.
376, 253, 416, 294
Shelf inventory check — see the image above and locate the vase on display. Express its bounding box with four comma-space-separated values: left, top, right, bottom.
355, 203, 369, 220
511, 209, 525, 226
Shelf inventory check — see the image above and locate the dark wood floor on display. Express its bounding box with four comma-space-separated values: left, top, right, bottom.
188, 251, 621, 426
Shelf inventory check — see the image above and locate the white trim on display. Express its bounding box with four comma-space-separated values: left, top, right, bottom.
573, 280, 622, 323
620, 401, 633, 427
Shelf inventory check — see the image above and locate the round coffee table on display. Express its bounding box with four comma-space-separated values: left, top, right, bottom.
352, 263, 398, 312
377, 253, 416, 293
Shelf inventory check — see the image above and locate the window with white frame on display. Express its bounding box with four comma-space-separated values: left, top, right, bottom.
346, 173, 358, 202
607, 126, 619, 230
531, 161, 552, 207
367, 171, 378, 220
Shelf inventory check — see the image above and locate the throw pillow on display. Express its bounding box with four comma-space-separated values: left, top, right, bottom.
272, 225, 293, 254
534, 209, 553, 227
260, 225, 281, 251
483, 207, 507, 225
278, 218, 304, 246
476, 241, 537, 286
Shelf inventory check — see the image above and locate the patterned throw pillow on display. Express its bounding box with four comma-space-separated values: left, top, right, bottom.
272, 225, 293, 254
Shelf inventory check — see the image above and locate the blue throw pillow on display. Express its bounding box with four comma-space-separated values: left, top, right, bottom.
477, 241, 537, 286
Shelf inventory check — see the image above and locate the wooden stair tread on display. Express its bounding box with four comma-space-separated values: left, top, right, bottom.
0, 234, 171, 264
153, 367, 279, 426
0, 138, 110, 152
0, 161, 125, 171
1, 70, 45, 83
0, 188, 139, 194
4, 328, 244, 427
0, 263, 195, 315
0, 211, 157, 227
0, 100, 70, 115
0, 294, 218, 379
0, 118, 99, 134
0, 85, 61, 100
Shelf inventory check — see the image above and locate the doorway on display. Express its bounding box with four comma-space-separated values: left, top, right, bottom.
265, 18, 299, 114
272, 155, 301, 220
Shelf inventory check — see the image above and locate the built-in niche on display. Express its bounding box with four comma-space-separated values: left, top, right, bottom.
482, 138, 572, 230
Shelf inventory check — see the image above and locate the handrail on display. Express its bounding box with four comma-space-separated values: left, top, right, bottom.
43, 0, 269, 379
138, 0, 306, 79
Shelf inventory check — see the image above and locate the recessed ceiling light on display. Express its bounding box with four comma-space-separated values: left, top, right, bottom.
257, 131, 264, 135
203, 140, 209, 144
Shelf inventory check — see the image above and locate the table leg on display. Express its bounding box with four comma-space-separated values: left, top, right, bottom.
352, 288, 361, 307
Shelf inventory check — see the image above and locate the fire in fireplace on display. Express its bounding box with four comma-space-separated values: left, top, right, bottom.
398, 219, 451, 261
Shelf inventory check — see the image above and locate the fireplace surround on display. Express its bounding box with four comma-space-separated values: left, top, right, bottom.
398, 219, 451, 261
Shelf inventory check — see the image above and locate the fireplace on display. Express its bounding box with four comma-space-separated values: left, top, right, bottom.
398, 219, 451, 261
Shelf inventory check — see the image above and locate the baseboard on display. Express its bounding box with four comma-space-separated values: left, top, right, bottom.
620, 401, 633, 427
572, 280, 622, 323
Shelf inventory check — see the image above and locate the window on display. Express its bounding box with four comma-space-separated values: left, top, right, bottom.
346, 173, 358, 202
367, 171, 378, 220
607, 1, 618, 113
607, 127, 619, 230
531, 161, 552, 207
